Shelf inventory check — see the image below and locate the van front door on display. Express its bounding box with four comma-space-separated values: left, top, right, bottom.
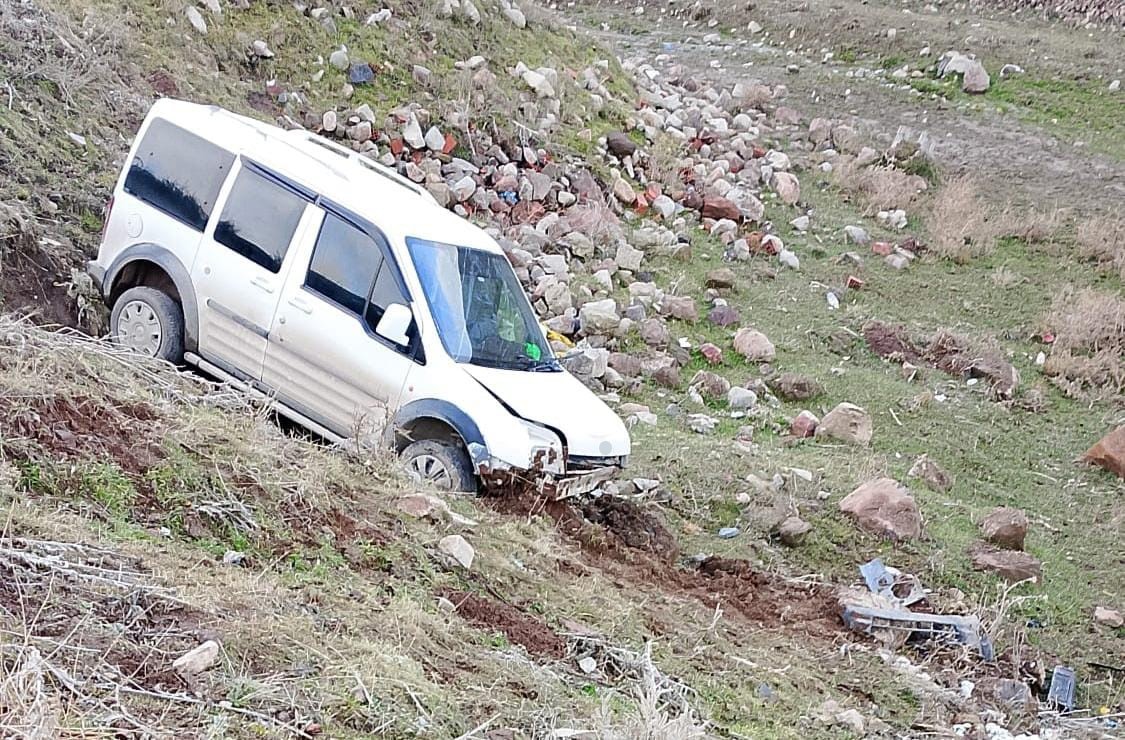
190, 160, 312, 380
263, 207, 420, 442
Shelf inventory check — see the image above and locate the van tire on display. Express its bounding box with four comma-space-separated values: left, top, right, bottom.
401, 439, 477, 493
110, 286, 185, 364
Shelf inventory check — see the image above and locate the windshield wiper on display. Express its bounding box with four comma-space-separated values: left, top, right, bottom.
514, 356, 561, 372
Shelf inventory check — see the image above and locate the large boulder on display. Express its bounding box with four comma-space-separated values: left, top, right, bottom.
980, 507, 1029, 551
816, 403, 873, 445
733, 328, 775, 362
1083, 426, 1125, 479
839, 478, 922, 540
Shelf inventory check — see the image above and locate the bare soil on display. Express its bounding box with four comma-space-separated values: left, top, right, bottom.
440, 589, 568, 660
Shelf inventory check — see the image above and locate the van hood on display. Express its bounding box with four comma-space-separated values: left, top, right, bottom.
462, 364, 631, 459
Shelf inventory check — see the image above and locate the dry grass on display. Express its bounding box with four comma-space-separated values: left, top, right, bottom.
832, 160, 927, 214
1041, 287, 1125, 398
923, 176, 1009, 263
1075, 210, 1125, 278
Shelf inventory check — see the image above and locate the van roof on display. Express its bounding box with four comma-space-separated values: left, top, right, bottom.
144, 98, 501, 254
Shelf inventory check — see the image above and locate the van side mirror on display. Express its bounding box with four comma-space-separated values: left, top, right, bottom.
375, 303, 412, 346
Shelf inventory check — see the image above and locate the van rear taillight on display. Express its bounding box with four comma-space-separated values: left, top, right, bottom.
100, 196, 114, 242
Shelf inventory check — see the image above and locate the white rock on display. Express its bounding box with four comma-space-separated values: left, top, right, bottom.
727, 387, 758, 410
790, 215, 810, 232
424, 126, 445, 151
251, 39, 274, 58
451, 175, 477, 201
365, 8, 392, 24
578, 656, 598, 673
329, 47, 350, 70
1109, 79, 1121, 92
503, 6, 526, 27
173, 640, 220, 676
778, 249, 800, 270
438, 534, 475, 569
184, 5, 208, 34
402, 115, 425, 149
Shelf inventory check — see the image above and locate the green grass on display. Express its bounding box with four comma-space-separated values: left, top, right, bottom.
904, 73, 1124, 160
611, 170, 1124, 712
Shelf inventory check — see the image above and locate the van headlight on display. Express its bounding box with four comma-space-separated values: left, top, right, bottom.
520, 419, 565, 474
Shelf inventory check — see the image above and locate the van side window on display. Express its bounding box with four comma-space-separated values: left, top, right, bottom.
305, 214, 383, 315
365, 263, 407, 329
213, 167, 306, 273
123, 118, 234, 231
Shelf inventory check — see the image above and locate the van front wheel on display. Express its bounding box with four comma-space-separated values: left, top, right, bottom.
110, 286, 185, 363
402, 439, 477, 493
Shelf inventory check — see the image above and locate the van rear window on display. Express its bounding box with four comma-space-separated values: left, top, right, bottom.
124, 118, 234, 231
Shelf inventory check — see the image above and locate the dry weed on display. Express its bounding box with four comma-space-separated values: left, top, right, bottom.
646, 134, 689, 189
923, 176, 1006, 263
832, 160, 926, 214
1042, 287, 1125, 398
1075, 211, 1125, 279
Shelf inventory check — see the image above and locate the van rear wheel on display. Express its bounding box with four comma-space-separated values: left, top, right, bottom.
111, 286, 184, 363
402, 439, 477, 493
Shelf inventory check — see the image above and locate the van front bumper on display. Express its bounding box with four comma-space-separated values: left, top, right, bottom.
477, 454, 620, 499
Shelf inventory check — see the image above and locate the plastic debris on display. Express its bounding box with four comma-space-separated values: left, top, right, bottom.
860, 558, 926, 607
842, 604, 993, 659
1047, 665, 1076, 711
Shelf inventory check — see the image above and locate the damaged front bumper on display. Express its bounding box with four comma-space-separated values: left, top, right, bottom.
473, 445, 620, 499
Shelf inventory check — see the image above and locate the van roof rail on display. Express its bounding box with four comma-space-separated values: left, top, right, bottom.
284, 130, 431, 200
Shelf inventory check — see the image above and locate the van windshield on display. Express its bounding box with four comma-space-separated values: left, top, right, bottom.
407, 238, 558, 372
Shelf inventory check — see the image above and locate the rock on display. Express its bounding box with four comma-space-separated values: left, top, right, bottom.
451, 175, 477, 201
733, 328, 775, 362
608, 352, 643, 378
1083, 426, 1125, 478
662, 295, 697, 322
639, 318, 670, 346
250, 39, 274, 58
980, 507, 1029, 551
727, 386, 757, 410
817, 403, 872, 445
700, 343, 723, 365
612, 177, 637, 205
348, 63, 374, 85
975, 678, 1037, 716
791, 215, 810, 232
773, 172, 800, 205
701, 197, 741, 221
844, 225, 869, 245
839, 478, 923, 540
185, 5, 208, 34
578, 656, 598, 673
402, 115, 425, 149
1094, 606, 1124, 628
503, 5, 526, 27
438, 534, 475, 569
460, 0, 481, 23
705, 267, 737, 290
776, 516, 812, 546
906, 454, 953, 492
691, 370, 731, 400
173, 640, 220, 676
687, 414, 718, 434
606, 132, 638, 158
615, 242, 644, 271
961, 60, 991, 93
521, 69, 555, 98
790, 410, 819, 438
579, 299, 620, 334
885, 253, 910, 270
651, 195, 676, 219
970, 545, 1040, 583
770, 373, 823, 401
321, 110, 337, 132
1110, 79, 1121, 92
424, 126, 445, 151
329, 47, 349, 70
366, 7, 392, 23
708, 305, 740, 327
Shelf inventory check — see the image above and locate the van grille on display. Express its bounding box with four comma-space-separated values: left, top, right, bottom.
567, 454, 626, 472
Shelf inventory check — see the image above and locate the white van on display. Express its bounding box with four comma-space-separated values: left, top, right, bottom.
88, 99, 629, 492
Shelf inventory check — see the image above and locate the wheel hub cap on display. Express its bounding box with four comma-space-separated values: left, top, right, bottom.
407, 454, 453, 489
117, 300, 162, 356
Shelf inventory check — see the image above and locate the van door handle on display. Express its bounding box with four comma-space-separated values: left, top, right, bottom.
288, 296, 313, 315
251, 276, 274, 294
